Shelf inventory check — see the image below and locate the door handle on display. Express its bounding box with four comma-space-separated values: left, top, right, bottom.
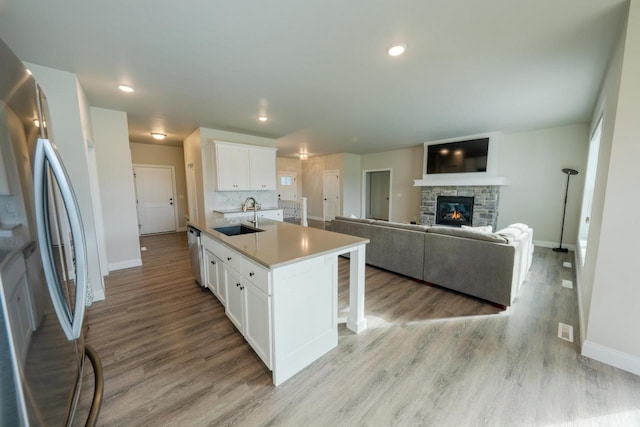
34, 138, 88, 341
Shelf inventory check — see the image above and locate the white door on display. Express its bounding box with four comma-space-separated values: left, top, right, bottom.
134, 165, 177, 235
277, 172, 297, 200
323, 170, 340, 221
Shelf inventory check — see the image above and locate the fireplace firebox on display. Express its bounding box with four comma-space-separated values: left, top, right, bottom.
436, 196, 474, 227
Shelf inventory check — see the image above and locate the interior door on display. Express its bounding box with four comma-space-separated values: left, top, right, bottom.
277, 172, 297, 200
366, 170, 390, 220
323, 170, 340, 221
134, 165, 176, 235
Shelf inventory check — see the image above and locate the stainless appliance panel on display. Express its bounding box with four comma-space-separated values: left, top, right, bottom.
0, 36, 101, 426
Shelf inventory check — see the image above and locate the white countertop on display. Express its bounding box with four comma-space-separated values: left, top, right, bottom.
188, 218, 368, 269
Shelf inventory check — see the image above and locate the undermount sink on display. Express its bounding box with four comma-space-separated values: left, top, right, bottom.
213, 224, 264, 236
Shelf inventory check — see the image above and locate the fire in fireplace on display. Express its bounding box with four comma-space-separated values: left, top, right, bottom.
436, 196, 474, 227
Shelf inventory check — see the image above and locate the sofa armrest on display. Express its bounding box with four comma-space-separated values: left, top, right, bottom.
423, 232, 519, 306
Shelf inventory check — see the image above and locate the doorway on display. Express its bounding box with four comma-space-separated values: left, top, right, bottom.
578, 116, 602, 265
363, 169, 391, 221
133, 165, 178, 235
277, 172, 297, 200
323, 170, 340, 221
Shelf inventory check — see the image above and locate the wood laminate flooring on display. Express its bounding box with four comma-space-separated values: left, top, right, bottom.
76, 232, 640, 426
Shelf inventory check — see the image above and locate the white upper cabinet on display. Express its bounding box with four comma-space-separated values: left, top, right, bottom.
249, 148, 276, 190
213, 141, 276, 191
215, 143, 251, 191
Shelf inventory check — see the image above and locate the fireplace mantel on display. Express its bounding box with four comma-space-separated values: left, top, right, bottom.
414, 174, 509, 187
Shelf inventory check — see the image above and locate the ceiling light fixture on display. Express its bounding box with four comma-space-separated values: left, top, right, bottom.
118, 84, 134, 93
299, 153, 308, 160
258, 115, 268, 122
388, 43, 407, 57
150, 132, 166, 140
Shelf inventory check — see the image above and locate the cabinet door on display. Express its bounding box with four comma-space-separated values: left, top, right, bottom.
215, 255, 227, 306
244, 280, 272, 369
224, 266, 244, 333
249, 149, 276, 190
204, 249, 219, 297
216, 144, 250, 191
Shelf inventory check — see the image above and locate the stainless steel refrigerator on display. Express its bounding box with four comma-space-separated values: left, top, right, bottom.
0, 38, 103, 425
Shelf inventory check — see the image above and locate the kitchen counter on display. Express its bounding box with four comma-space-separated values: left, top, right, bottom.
189, 217, 368, 269
188, 217, 369, 386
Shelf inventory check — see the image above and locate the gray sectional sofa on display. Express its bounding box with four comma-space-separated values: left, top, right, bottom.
331, 217, 533, 307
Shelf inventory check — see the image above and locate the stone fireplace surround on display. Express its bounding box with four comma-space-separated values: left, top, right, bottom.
420, 185, 500, 230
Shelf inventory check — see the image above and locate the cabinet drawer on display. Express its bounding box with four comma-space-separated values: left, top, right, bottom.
241, 258, 270, 295
219, 245, 242, 272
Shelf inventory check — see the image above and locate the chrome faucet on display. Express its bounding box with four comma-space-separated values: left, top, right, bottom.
242, 197, 261, 226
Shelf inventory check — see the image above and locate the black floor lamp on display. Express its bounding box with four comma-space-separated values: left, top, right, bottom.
553, 168, 579, 253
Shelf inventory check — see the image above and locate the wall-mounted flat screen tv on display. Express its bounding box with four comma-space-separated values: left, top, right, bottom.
426, 137, 489, 174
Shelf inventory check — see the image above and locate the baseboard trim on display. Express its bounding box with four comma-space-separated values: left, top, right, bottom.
533, 240, 577, 251
582, 340, 640, 376
92, 288, 105, 302
108, 258, 142, 272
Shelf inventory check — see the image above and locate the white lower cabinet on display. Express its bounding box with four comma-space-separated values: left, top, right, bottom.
204, 249, 225, 305
223, 256, 272, 369
224, 265, 244, 332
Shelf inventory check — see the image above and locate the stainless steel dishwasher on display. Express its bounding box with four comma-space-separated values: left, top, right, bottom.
187, 226, 203, 286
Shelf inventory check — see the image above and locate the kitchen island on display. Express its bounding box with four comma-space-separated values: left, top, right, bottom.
188, 217, 368, 386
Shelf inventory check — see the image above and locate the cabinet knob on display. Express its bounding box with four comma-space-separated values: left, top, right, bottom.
240, 286, 244, 290
249, 272, 254, 277
211, 261, 215, 265
227, 257, 232, 261
236, 282, 240, 287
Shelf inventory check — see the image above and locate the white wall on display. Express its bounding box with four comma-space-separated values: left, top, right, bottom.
342, 153, 361, 217
582, 0, 640, 376
130, 142, 188, 230
90, 107, 141, 271
361, 146, 423, 223
26, 63, 105, 300
498, 124, 589, 246
183, 128, 204, 223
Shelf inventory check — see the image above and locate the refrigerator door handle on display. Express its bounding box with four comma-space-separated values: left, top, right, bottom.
83, 345, 103, 427
33, 137, 89, 341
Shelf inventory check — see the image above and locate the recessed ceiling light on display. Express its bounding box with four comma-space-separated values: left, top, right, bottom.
26, 69, 32, 76
118, 84, 134, 93
258, 115, 268, 122
388, 43, 407, 57
150, 132, 166, 140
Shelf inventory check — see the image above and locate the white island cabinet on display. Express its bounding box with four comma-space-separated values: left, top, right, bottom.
195, 219, 368, 386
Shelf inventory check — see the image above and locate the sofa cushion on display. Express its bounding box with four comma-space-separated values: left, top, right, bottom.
334, 216, 375, 224
427, 226, 509, 244
372, 220, 429, 232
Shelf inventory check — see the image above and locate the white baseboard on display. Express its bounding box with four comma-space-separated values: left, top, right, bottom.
582, 340, 640, 376
308, 216, 324, 222
108, 258, 142, 272
533, 240, 577, 251
92, 288, 105, 302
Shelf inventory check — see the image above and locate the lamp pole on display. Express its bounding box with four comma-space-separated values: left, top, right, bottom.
553, 168, 579, 253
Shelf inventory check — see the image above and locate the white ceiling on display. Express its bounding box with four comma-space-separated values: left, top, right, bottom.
0, 0, 628, 157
